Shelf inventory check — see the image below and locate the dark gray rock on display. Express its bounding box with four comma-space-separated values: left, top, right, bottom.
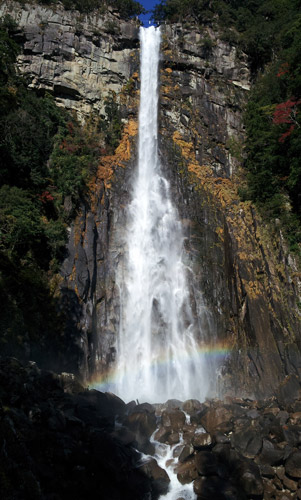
231, 425, 263, 458
285, 451, 301, 479
257, 439, 285, 466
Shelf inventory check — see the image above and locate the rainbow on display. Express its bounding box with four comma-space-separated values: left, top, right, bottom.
90, 341, 232, 393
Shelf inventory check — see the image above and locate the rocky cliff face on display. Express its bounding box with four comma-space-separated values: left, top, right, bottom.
159, 23, 301, 398
3, 1, 300, 398
0, 0, 140, 119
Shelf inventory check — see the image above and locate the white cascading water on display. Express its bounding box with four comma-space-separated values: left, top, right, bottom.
113, 26, 209, 404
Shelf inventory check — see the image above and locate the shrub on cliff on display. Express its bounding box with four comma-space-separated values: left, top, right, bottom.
33, 0, 145, 18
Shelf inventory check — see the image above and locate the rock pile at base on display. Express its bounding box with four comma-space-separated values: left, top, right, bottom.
0, 358, 158, 500
1, 357, 301, 499
147, 377, 301, 500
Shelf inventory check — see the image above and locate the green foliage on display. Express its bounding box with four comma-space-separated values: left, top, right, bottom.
98, 93, 123, 152
0, 17, 123, 364
0, 90, 65, 189
0, 16, 19, 86
244, 13, 301, 253
0, 186, 43, 259
34, 0, 145, 18
50, 117, 103, 204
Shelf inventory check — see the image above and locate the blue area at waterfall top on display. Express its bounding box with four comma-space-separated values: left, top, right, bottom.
139, 0, 157, 26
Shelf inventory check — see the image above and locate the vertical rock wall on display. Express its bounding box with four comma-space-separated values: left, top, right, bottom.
158, 23, 301, 398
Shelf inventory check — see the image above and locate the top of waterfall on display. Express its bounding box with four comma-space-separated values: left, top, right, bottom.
139, 0, 157, 26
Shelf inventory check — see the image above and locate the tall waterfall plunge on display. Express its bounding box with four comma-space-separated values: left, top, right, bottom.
111, 26, 211, 403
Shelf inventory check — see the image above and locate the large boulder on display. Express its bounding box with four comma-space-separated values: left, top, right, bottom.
176, 457, 199, 485
199, 405, 234, 434
257, 439, 285, 466
182, 399, 204, 415
231, 425, 263, 459
161, 409, 186, 431
138, 458, 170, 496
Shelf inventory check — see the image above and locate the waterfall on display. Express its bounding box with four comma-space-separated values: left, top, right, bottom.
112, 26, 210, 404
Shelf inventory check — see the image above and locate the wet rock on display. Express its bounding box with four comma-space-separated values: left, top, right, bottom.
262, 477, 277, 498
285, 451, 301, 478
154, 426, 171, 443
246, 409, 260, 420
125, 408, 157, 437
179, 444, 194, 463
165, 399, 183, 410
162, 409, 186, 431
176, 457, 198, 485
199, 405, 234, 434
182, 399, 203, 415
192, 431, 213, 449
138, 458, 170, 496
190, 409, 207, 426
167, 432, 180, 445
134, 402, 156, 415
125, 409, 156, 454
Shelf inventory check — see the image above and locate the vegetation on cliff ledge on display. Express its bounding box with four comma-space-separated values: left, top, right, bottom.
0, 16, 123, 367
16, 0, 145, 18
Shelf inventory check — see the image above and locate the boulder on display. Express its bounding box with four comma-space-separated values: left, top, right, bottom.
182, 399, 203, 415
285, 451, 301, 478
199, 405, 234, 434
138, 458, 170, 496
154, 426, 171, 443
125, 408, 157, 438
167, 432, 180, 445
179, 444, 194, 463
176, 457, 198, 485
161, 409, 186, 431
257, 439, 284, 466
231, 425, 262, 458
192, 431, 213, 449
